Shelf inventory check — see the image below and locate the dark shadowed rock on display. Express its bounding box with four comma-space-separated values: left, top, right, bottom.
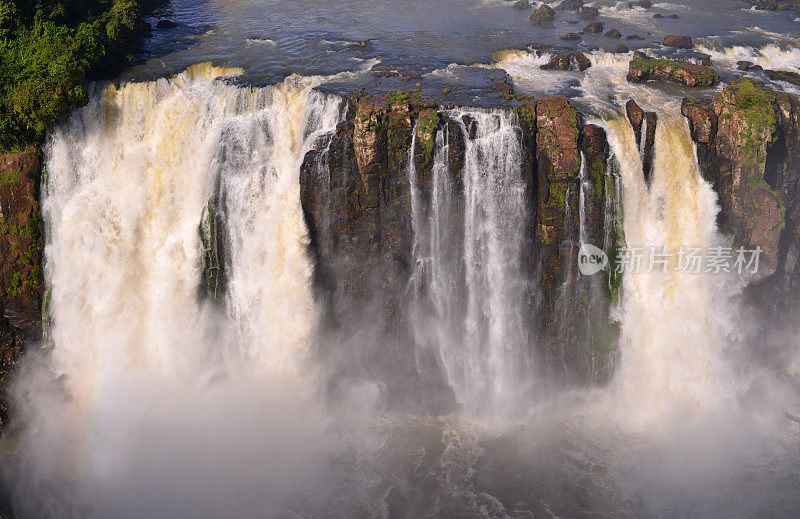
663, 35, 693, 49
625, 100, 656, 182
541, 51, 592, 71
615, 44, 630, 54
577, 6, 599, 20
513, 0, 532, 9
766, 69, 800, 86
605, 29, 622, 39
557, 0, 584, 10
626, 34, 643, 40
530, 5, 556, 25
561, 32, 582, 41
156, 19, 178, 29
584, 22, 604, 33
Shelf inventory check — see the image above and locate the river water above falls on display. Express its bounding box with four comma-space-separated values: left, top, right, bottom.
4, 1, 800, 518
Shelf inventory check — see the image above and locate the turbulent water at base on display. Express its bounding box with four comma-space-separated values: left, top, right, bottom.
6, 0, 800, 514
409, 111, 531, 418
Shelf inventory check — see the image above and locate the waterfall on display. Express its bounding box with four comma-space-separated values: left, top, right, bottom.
604, 111, 739, 422
43, 63, 344, 409
409, 110, 532, 417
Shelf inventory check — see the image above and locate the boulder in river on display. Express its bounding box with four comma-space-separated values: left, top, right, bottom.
584, 22, 604, 33
627, 57, 720, 87
766, 69, 800, 86
561, 33, 582, 41
541, 51, 592, 71
605, 29, 622, 38
156, 19, 178, 29
663, 35, 693, 49
577, 6, 599, 20
530, 5, 555, 25
557, 0, 584, 10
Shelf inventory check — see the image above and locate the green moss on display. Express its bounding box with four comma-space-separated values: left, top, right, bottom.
588, 320, 621, 355
0, 167, 20, 186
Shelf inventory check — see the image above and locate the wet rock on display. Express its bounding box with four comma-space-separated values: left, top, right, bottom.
615, 44, 630, 54
530, 5, 556, 25
605, 29, 622, 39
626, 34, 643, 40
681, 97, 717, 183
0, 152, 43, 334
580, 124, 610, 248
681, 97, 717, 144
633, 50, 648, 59
535, 97, 581, 300
765, 69, 800, 86
712, 79, 783, 276
561, 32, 582, 41
513, 0, 532, 9
663, 35, 693, 49
653, 13, 663, 18
577, 6, 600, 20
541, 51, 592, 71
737, 61, 758, 70
668, 13, 680, 19
583, 22, 604, 33
557, 0, 584, 10
627, 57, 721, 87
625, 100, 657, 182
0, 307, 22, 434
156, 19, 178, 29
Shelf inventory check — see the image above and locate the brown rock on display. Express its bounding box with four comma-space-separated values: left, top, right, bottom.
577, 6, 599, 20
663, 35, 693, 49
584, 22, 604, 33
541, 51, 592, 71
0, 152, 43, 333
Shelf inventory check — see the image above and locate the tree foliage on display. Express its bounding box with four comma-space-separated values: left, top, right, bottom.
0, 1, 166, 151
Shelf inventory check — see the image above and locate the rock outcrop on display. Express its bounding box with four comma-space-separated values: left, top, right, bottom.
540, 51, 592, 72
626, 100, 657, 182
530, 5, 555, 25
0, 151, 42, 434
300, 86, 617, 385
627, 57, 721, 87
682, 80, 800, 319
0, 152, 43, 335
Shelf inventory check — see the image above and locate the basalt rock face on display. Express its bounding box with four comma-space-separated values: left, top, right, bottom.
0, 151, 43, 434
682, 80, 800, 319
300, 91, 617, 386
626, 100, 657, 182
0, 152, 43, 336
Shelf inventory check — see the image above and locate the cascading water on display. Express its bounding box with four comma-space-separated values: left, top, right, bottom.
602, 110, 740, 423
409, 110, 532, 417
44, 64, 343, 388
18, 64, 353, 518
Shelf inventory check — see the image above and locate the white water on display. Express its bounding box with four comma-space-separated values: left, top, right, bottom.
21, 64, 352, 518
603, 113, 741, 424
409, 110, 532, 417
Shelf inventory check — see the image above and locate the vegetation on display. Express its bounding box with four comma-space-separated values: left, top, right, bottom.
0, 0, 167, 151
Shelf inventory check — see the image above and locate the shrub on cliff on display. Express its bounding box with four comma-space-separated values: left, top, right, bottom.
0, 0, 166, 151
